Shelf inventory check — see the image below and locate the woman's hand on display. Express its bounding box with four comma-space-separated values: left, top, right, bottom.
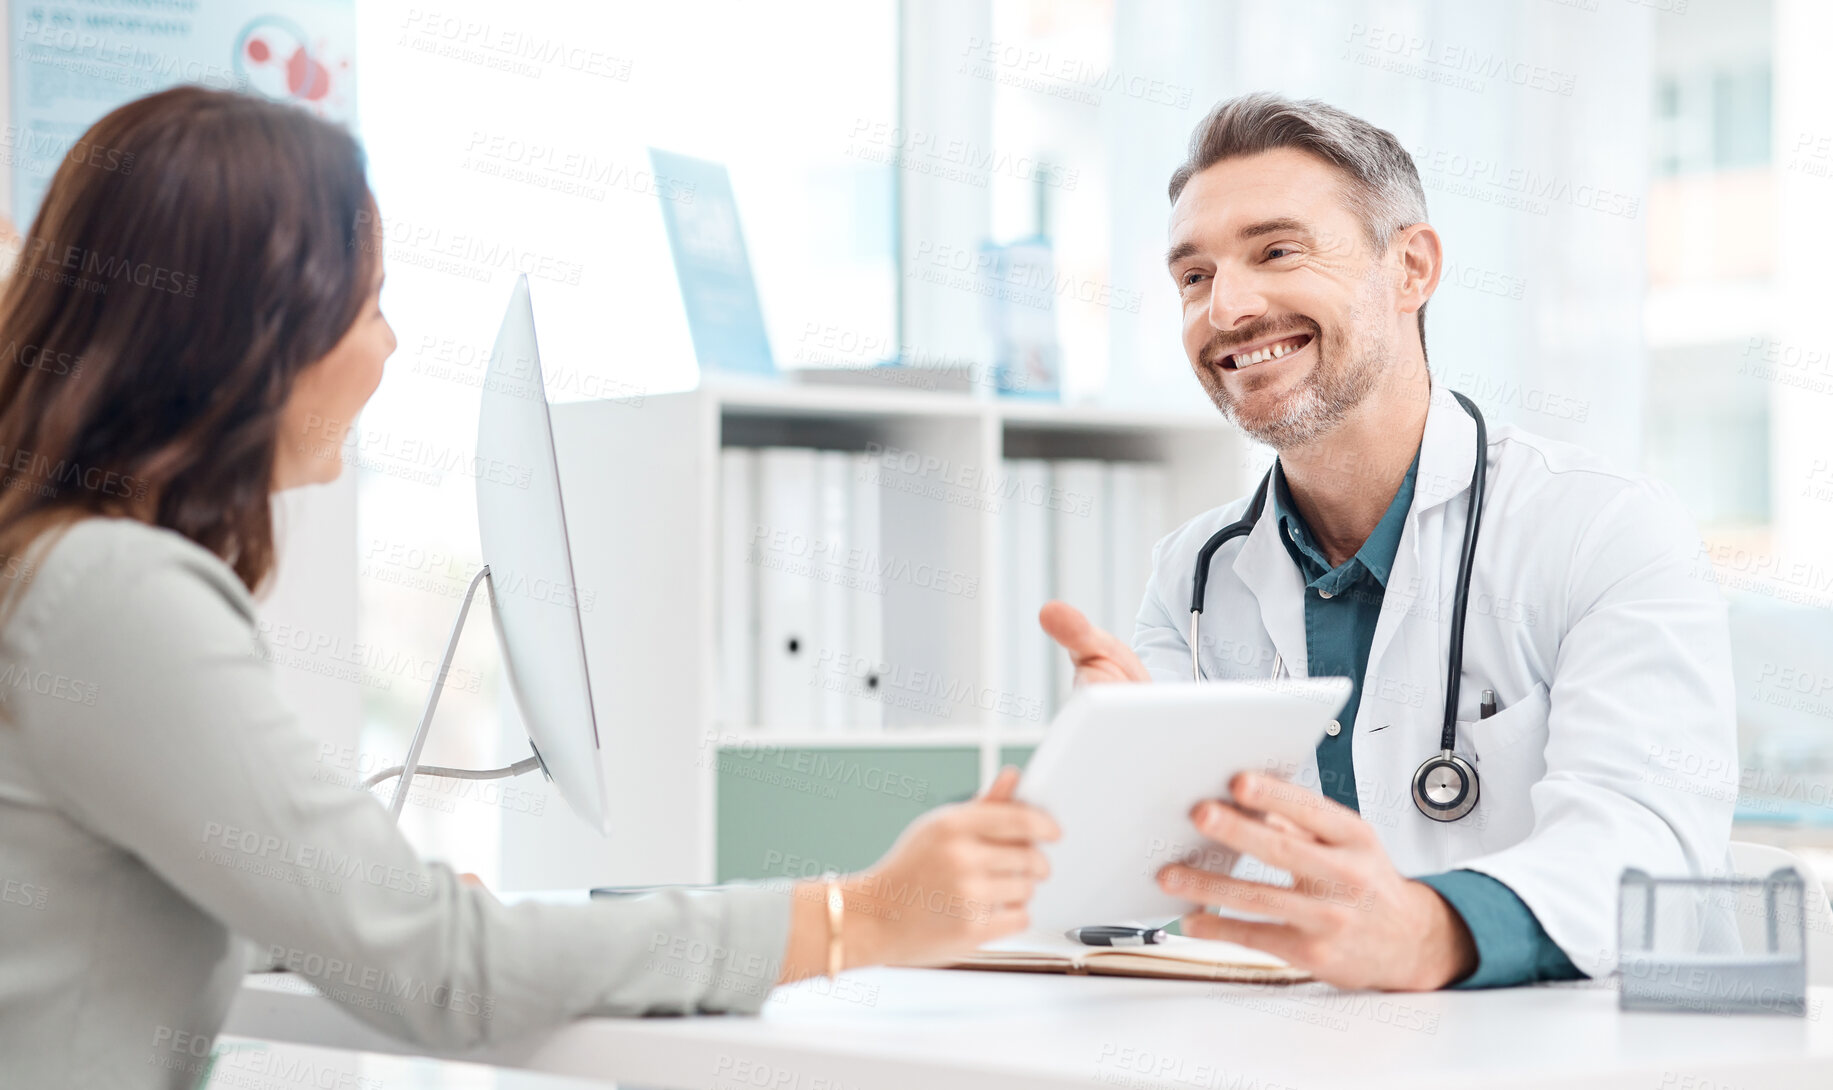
778, 766, 1059, 981
845, 766, 1060, 967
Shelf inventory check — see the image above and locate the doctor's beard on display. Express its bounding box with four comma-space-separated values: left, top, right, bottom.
1196, 305, 1390, 452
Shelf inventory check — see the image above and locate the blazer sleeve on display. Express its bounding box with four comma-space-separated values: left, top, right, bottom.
6, 531, 792, 1052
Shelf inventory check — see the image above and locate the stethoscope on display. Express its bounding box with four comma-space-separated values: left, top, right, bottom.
1187, 391, 1488, 823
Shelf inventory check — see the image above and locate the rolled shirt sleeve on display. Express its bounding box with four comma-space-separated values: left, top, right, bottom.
1416, 869, 1582, 988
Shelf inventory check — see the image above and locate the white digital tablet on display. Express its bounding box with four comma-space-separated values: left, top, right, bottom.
1015, 679, 1352, 932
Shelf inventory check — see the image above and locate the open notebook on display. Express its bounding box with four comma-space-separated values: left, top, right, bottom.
937, 932, 1312, 984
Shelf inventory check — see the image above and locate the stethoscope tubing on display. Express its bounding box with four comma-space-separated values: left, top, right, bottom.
1186, 392, 1488, 763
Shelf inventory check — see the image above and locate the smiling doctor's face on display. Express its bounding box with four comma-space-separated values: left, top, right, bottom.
1167, 148, 1419, 451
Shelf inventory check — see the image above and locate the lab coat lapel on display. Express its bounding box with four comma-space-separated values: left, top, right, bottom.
1229, 495, 1308, 677
1367, 387, 1482, 699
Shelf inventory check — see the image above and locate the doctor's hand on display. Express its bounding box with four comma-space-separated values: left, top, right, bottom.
1039, 601, 1151, 686
1157, 771, 1478, 991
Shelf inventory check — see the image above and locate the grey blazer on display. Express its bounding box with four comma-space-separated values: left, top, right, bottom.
0, 518, 790, 1088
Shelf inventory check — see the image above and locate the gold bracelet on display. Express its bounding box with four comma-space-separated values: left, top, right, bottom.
824, 875, 845, 978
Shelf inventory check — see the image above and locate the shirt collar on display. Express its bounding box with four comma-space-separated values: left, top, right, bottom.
1271, 445, 1422, 589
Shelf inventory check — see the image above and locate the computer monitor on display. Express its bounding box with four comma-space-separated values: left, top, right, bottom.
474, 275, 607, 834
377, 275, 608, 835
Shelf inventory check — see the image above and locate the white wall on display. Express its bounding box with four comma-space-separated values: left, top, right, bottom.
1772, 0, 1833, 583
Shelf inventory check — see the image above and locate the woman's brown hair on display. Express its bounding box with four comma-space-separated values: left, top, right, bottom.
0, 85, 375, 606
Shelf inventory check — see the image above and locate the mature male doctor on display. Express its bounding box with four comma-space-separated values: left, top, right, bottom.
1042, 93, 1736, 991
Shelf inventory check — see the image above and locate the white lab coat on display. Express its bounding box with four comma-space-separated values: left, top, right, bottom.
1132, 385, 1737, 977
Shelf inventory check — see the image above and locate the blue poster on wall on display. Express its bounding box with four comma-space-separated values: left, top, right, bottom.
648, 147, 776, 379
9, 1, 358, 224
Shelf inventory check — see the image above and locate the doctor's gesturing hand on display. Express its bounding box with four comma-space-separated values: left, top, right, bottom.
1038, 601, 1153, 685
1039, 600, 1478, 991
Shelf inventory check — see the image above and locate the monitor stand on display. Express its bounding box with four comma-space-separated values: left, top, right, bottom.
361, 564, 544, 818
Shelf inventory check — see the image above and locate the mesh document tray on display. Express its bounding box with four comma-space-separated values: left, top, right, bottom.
1618, 866, 1807, 1015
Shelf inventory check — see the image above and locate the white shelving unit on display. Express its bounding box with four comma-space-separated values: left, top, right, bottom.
499, 382, 1245, 889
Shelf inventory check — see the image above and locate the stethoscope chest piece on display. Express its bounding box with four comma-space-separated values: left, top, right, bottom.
1412, 751, 1479, 822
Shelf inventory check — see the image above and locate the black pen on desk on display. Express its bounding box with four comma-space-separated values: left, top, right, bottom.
1067, 926, 1166, 946
1479, 688, 1498, 719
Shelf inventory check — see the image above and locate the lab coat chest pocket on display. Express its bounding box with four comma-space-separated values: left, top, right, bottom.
1462, 681, 1552, 853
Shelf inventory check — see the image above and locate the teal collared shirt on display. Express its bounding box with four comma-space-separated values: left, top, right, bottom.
1269, 452, 1580, 989
1270, 455, 1415, 813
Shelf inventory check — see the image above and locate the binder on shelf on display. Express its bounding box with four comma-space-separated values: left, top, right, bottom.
815, 451, 854, 732
1001, 458, 1055, 729
717, 448, 757, 730
847, 452, 885, 730
1050, 460, 1108, 716
734, 445, 1177, 733
755, 447, 820, 730
1105, 461, 1168, 647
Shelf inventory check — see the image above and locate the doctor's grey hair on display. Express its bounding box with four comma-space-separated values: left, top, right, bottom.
1168, 92, 1428, 245
1167, 92, 1431, 345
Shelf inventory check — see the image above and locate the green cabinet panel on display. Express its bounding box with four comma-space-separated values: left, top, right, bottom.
716, 746, 979, 882
997, 745, 1038, 772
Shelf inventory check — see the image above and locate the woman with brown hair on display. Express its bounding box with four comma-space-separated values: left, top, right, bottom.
0, 86, 1056, 1088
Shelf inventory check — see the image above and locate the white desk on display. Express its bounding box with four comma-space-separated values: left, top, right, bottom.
225, 969, 1833, 1090
202, 1035, 610, 1088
